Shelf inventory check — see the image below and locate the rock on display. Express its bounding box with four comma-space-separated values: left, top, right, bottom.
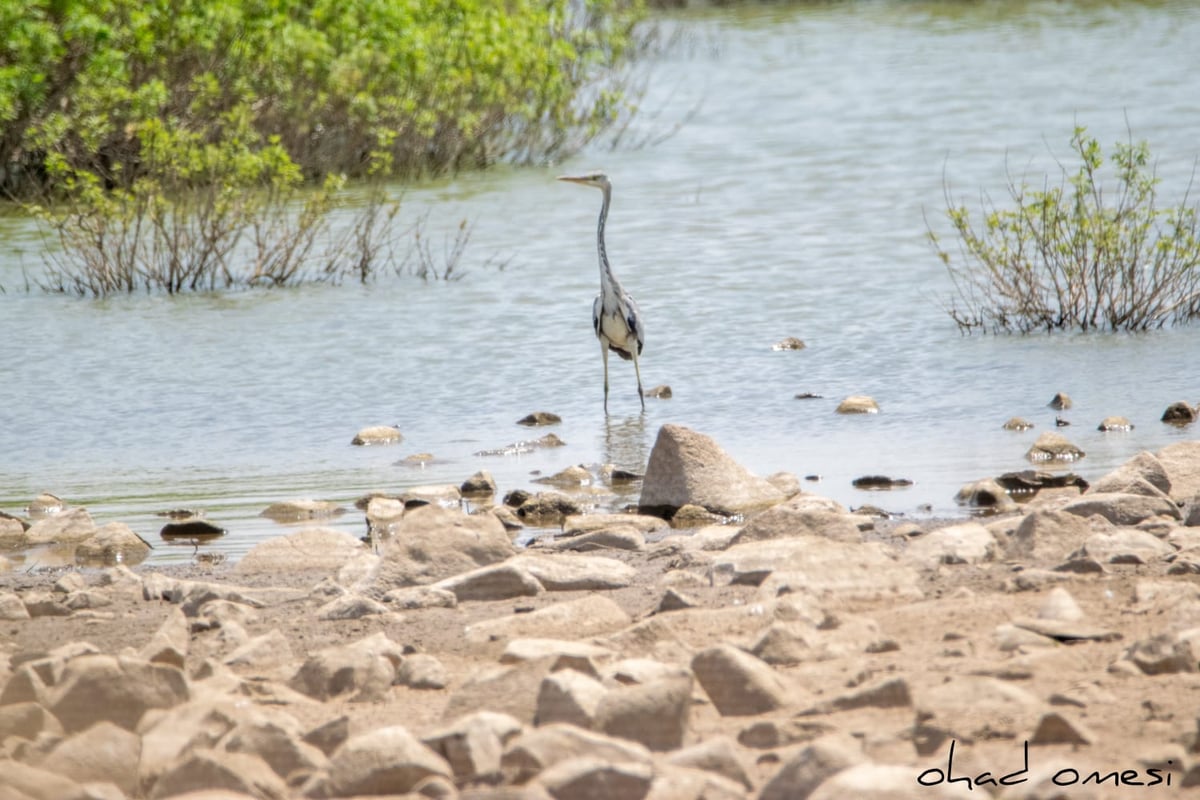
563, 514, 667, 537
758, 734, 865, 800
27, 491, 67, 516
73, 522, 152, 566
810, 762, 973, 799
397, 654, 449, 690
289, 632, 403, 702
772, 336, 806, 350
236, 529, 365, 575
318, 725, 452, 797
1077, 528, 1174, 564
445, 659, 558, 726
0, 701, 63, 740
400, 484, 462, 509
835, 395, 879, 414
511, 553, 635, 591
913, 677, 1044, 754
729, 495, 862, 545
1037, 587, 1084, 622
549, 526, 646, 552
1007, 509, 1094, 563
691, 645, 790, 716
303, 716, 350, 757
535, 669, 608, 729
141, 607, 190, 668
501, 724, 652, 785
0, 760, 87, 800
1025, 432, 1084, 462
351, 425, 403, 445
222, 714, 329, 784
639, 424, 785, 517
383, 586, 458, 609
1048, 392, 1073, 410
1002, 417, 1034, 431
656, 588, 700, 613
224, 629, 295, 670
646, 765, 746, 800
595, 671, 693, 752
1123, 634, 1197, 675
422, 711, 523, 785
38, 720, 141, 795
1030, 711, 1097, 746
665, 737, 753, 791
368, 505, 515, 588
316, 593, 393, 620
536, 756, 653, 800
712, 538, 922, 603
433, 561, 544, 601
0, 590, 31, 620
149, 749, 288, 800
1161, 401, 1197, 425
1061, 492, 1181, 526
810, 676, 912, 714
460, 470, 498, 497
1098, 415, 1134, 432
645, 384, 673, 399
160, 518, 227, 540
1158, 441, 1200, 502
517, 492, 582, 525
501, 638, 617, 666
465, 594, 632, 645
954, 479, 1018, 512
518, 411, 562, 426
49, 654, 189, 733
259, 499, 344, 522
750, 622, 817, 666
23, 507, 96, 545
904, 522, 997, 566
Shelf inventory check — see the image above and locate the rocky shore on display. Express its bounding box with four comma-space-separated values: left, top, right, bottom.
2, 424, 1200, 799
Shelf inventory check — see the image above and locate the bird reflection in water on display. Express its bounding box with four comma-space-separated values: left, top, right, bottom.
602, 412, 650, 502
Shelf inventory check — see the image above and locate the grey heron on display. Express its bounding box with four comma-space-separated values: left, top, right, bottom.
558, 170, 645, 413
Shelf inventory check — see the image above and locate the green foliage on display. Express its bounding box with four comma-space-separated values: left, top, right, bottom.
0, 0, 644, 195
930, 127, 1200, 333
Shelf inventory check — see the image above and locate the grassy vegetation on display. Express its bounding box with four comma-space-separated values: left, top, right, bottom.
1, 0, 642, 295
930, 126, 1200, 333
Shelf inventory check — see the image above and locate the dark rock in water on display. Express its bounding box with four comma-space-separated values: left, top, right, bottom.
645, 385, 672, 399
794, 392, 823, 400
517, 411, 562, 426
852, 505, 893, 518
1002, 417, 1034, 431
1055, 416, 1071, 427
608, 468, 643, 484
1162, 401, 1197, 425
160, 519, 226, 539
1097, 415, 1134, 432
503, 489, 531, 508
516, 492, 581, 526
461, 470, 497, 497
994, 470, 1089, 496
955, 479, 1017, 512
851, 475, 912, 490
772, 337, 806, 351
1048, 392, 1073, 410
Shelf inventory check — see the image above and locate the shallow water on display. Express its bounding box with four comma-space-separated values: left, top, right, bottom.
2, 0, 1199, 565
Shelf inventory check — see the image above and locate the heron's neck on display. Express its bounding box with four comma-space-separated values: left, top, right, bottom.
596, 184, 622, 298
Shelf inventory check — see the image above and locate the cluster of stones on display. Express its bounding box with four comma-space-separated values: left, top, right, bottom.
3, 425, 1200, 798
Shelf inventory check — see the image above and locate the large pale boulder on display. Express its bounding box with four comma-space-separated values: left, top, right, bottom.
23, 507, 96, 545
904, 522, 997, 566
422, 711, 523, 784
0, 760, 86, 800
536, 757, 653, 800
1158, 441, 1200, 502
1089, 451, 1172, 496
1061, 492, 1181, 526
367, 505, 515, 588
236, 528, 365, 575
691, 645, 790, 716
501, 724, 652, 785
639, 425, 785, 516
511, 553, 635, 591
758, 734, 865, 800
595, 671, 693, 752
316, 725, 452, 797
730, 495, 862, 545
432, 561, 544, 601
38, 720, 141, 795
49, 654, 189, 732
289, 632, 403, 702
149, 749, 288, 800
74, 522, 152, 566
1006, 509, 1094, 563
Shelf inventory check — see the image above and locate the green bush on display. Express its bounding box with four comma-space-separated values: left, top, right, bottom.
930, 127, 1200, 333
1, 0, 643, 196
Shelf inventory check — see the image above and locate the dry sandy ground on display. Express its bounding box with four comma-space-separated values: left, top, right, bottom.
3, 501, 1200, 799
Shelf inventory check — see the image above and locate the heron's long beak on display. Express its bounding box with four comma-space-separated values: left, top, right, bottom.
557, 175, 587, 184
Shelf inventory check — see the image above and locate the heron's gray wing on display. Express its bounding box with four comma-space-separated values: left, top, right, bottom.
620, 292, 645, 355
592, 293, 603, 339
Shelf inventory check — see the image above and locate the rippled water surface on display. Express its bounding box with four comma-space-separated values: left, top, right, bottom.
2, 0, 1199, 564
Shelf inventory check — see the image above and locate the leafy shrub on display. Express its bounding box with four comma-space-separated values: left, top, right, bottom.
930, 126, 1200, 333
1, 0, 644, 196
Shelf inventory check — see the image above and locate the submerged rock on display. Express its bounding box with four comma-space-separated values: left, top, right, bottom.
835, 395, 879, 414
351, 425, 403, 446
1048, 392, 1073, 410
517, 411, 562, 426
1025, 432, 1085, 462
771, 336, 806, 351
1161, 401, 1197, 425
1002, 417, 1034, 431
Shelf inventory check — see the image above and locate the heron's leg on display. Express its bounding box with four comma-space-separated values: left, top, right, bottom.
631, 345, 645, 411
601, 342, 610, 414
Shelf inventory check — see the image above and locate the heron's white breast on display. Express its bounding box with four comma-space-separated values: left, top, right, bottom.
598, 310, 631, 348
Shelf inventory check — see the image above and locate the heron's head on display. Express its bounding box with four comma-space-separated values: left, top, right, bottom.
557, 170, 610, 190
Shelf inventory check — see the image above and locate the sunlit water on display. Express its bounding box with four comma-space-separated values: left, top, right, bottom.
2, 0, 1199, 566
